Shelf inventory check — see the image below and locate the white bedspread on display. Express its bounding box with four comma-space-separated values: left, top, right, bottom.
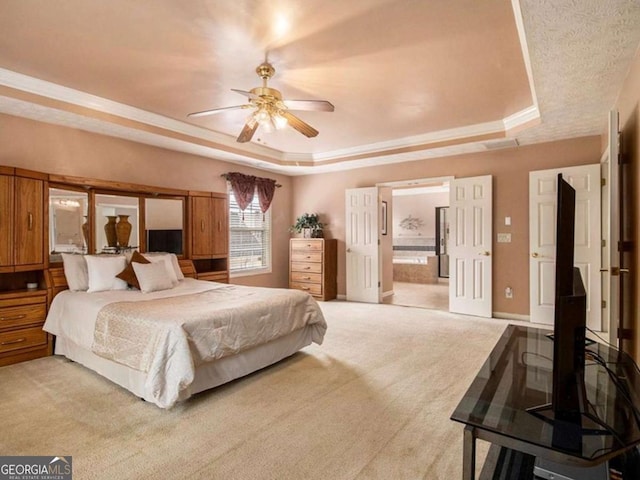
44, 279, 326, 408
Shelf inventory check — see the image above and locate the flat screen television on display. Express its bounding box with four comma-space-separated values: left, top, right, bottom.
528, 174, 590, 432
551, 173, 587, 422
146, 229, 182, 255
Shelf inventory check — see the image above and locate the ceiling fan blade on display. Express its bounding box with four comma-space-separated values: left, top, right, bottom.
237, 120, 259, 143
231, 88, 259, 100
188, 104, 251, 118
281, 111, 319, 138
284, 100, 335, 112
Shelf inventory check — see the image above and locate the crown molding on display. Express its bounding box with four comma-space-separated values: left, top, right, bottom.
0, 67, 538, 173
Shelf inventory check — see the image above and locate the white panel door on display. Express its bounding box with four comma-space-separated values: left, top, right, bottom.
529, 164, 601, 328
345, 187, 379, 303
602, 110, 620, 344
449, 175, 492, 317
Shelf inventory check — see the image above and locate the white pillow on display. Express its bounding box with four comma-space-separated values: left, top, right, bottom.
144, 254, 179, 285
61, 253, 89, 291
85, 255, 128, 293
144, 252, 184, 281
133, 261, 176, 293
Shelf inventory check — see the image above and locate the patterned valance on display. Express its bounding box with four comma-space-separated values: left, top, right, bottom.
221, 172, 281, 218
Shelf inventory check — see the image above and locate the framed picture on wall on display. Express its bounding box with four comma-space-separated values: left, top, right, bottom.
381, 201, 388, 235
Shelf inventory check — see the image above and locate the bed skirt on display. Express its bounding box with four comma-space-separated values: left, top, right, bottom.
53, 326, 316, 407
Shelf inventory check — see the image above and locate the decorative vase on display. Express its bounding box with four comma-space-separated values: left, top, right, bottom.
104, 216, 118, 248
116, 215, 132, 248
81, 216, 89, 247
311, 229, 324, 238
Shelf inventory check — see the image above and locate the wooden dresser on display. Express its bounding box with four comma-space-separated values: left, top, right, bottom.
289, 238, 337, 301
0, 289, 51, 367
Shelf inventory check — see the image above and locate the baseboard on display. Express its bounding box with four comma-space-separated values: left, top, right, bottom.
382, 290, 394, 298
492, 311, 530, 322
337, 294, 347, 300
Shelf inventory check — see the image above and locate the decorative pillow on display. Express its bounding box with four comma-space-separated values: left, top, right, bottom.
85, 255, 128, 293
144, 252, 184, 281
132, 261, 176, 293
116, 251, 151, 289
61, 253, 89, 291
144, 254, 179, 285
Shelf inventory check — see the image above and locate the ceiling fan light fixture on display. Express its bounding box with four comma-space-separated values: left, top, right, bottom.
273, 112, 288, 130
188, 61, 332, 142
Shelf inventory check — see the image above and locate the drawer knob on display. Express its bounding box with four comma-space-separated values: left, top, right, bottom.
0, 314, 26, 321
303, 276, 311, 280
302, 287, 310, 291
304, 267, 311, 270
1, 338, 26, 346
306, 256, 311, 259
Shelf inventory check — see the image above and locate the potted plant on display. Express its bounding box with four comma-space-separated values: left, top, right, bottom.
291, 213, 324, 238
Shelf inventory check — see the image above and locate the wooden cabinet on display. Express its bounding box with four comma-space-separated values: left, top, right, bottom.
0, 174, 13, 270
190, 193, 228, 258
211, 195, 228, 256
189, 192, 229, 282
289, 239, 337, 301
0, 170, 45, 273
0, 290, 51, 367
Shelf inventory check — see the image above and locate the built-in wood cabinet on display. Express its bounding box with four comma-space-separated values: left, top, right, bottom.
0, 174, 13, 269
289, 238, 337, 301
0, 169, 46, 273
189, 192, 229, 282
14, 176, 45, 269
0, 289, 52, 367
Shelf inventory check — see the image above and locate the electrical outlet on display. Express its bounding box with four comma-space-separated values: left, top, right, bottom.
505, 287, 513, 299
497, 233, 512, 243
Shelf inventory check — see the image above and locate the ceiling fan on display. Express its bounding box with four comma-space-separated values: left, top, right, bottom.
188, 62, 334, 143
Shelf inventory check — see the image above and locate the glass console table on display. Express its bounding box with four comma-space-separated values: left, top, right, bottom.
450, 325, 640, 480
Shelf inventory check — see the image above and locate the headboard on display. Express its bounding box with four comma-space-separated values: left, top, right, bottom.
45, 258, 198, 304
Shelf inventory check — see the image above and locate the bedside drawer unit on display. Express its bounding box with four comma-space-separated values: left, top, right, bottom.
0, 289, 51, 367
197, 271, 229, 283
289, 238, 337, 301
0, 304, 46, 330
0, 327, 47, 354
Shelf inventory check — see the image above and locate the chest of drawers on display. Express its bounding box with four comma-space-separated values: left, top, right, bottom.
0, 290, 52, 366
289, 239, 337, 301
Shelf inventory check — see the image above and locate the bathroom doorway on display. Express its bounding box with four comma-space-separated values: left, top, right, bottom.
381, 180, 450, 311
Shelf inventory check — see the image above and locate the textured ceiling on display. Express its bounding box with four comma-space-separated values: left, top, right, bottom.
0, 0, 638, 175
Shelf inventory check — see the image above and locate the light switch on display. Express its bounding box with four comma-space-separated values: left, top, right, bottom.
505, 216, 511, 226
497, 233, 512, 243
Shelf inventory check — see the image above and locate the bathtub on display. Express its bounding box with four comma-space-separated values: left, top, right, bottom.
392, 255, 439, 283
392, 256, 430, 264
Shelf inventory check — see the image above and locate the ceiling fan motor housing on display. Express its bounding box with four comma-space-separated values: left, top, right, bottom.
256, 62, 275, 80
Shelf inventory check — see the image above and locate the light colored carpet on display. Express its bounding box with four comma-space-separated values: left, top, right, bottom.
0, 301, 508, 480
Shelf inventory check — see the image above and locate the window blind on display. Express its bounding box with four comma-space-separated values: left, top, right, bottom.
228, 188, 271, 273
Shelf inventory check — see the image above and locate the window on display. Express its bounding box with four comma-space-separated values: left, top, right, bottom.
228, 188, 271, 275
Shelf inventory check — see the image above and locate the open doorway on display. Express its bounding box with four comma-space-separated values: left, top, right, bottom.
382, 181, 450, 310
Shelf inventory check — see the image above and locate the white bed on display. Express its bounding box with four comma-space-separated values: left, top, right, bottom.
44, 261, 326, 408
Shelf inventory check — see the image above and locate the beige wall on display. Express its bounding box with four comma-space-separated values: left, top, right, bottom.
292, 136, 601, 316
379, 187, 393, 294
0, 113, 293, 288
614, 47, 640, 359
